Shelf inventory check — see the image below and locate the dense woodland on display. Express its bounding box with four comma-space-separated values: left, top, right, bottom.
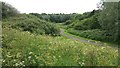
1, 1, 119, 66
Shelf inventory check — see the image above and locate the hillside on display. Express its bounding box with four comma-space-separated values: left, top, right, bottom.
3, 14, 60, 36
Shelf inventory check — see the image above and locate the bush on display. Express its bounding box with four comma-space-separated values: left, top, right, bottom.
3, 14, 60, 36
64, 20, 72, 25
74, 18, 91, 30
72, 15, 101, 30
67, 29, 114, 42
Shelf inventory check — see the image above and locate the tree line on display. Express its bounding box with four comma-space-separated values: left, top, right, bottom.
30, 13, 77, 23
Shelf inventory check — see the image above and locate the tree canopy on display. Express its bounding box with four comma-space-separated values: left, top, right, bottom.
1, 1, 19, 19
98, 2, 120, 42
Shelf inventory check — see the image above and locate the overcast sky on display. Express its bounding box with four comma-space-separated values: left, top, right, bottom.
1, 0, 101, 14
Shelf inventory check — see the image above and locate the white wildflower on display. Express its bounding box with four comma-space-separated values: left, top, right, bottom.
15, 63, 19, 66
28, 56, 31, 59
2, 60, 5, 62
53, 56, 56, 58
101, 47, 105, 49
19, 62, 23, 65
22, 61, 24, 63
58, 56, 61, 58
13, 59, 16, 62
78, 62, 81, 65
81, 62, 84, 65
29, 52, 32, 54
83, 52, 86, 55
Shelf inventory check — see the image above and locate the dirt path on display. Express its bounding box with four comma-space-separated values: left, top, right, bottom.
60, 29, 105, 46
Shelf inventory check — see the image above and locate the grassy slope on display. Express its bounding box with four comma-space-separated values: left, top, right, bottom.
2, 28, 118, 66
3, 14, 60, 36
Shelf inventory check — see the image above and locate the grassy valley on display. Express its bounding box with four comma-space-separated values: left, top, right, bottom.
1, 1, 119, 67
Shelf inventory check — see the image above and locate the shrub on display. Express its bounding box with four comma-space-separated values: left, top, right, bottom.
73, 15, 101, 30
64, 20, 72, 25
67, 29, 115, 43
3, 14, 60, 36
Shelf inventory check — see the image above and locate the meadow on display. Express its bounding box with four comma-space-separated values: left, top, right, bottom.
2, 28, 118, 66
1, 1, 119, 67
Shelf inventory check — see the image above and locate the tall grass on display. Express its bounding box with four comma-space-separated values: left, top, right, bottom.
2, 28, 118, 66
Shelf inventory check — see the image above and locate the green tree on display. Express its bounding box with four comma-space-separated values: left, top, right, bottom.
2, 1, 19, 19
98, 1, 120, 42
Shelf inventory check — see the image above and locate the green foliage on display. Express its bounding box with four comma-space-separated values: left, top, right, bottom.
1, 1, 19, 19
1, 1, 119, 67
2, 28, 118, 66
64, 20, 72, 25
30, 13, 77, 23
73, 10, 99, 21
67, 10, 101, 30
3, 14, 60, 36
67, 28, 115, 43
98, 2, 120, 42
74, 15, 101, 30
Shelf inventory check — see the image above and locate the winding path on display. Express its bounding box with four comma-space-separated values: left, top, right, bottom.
60, 29, 105, 46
